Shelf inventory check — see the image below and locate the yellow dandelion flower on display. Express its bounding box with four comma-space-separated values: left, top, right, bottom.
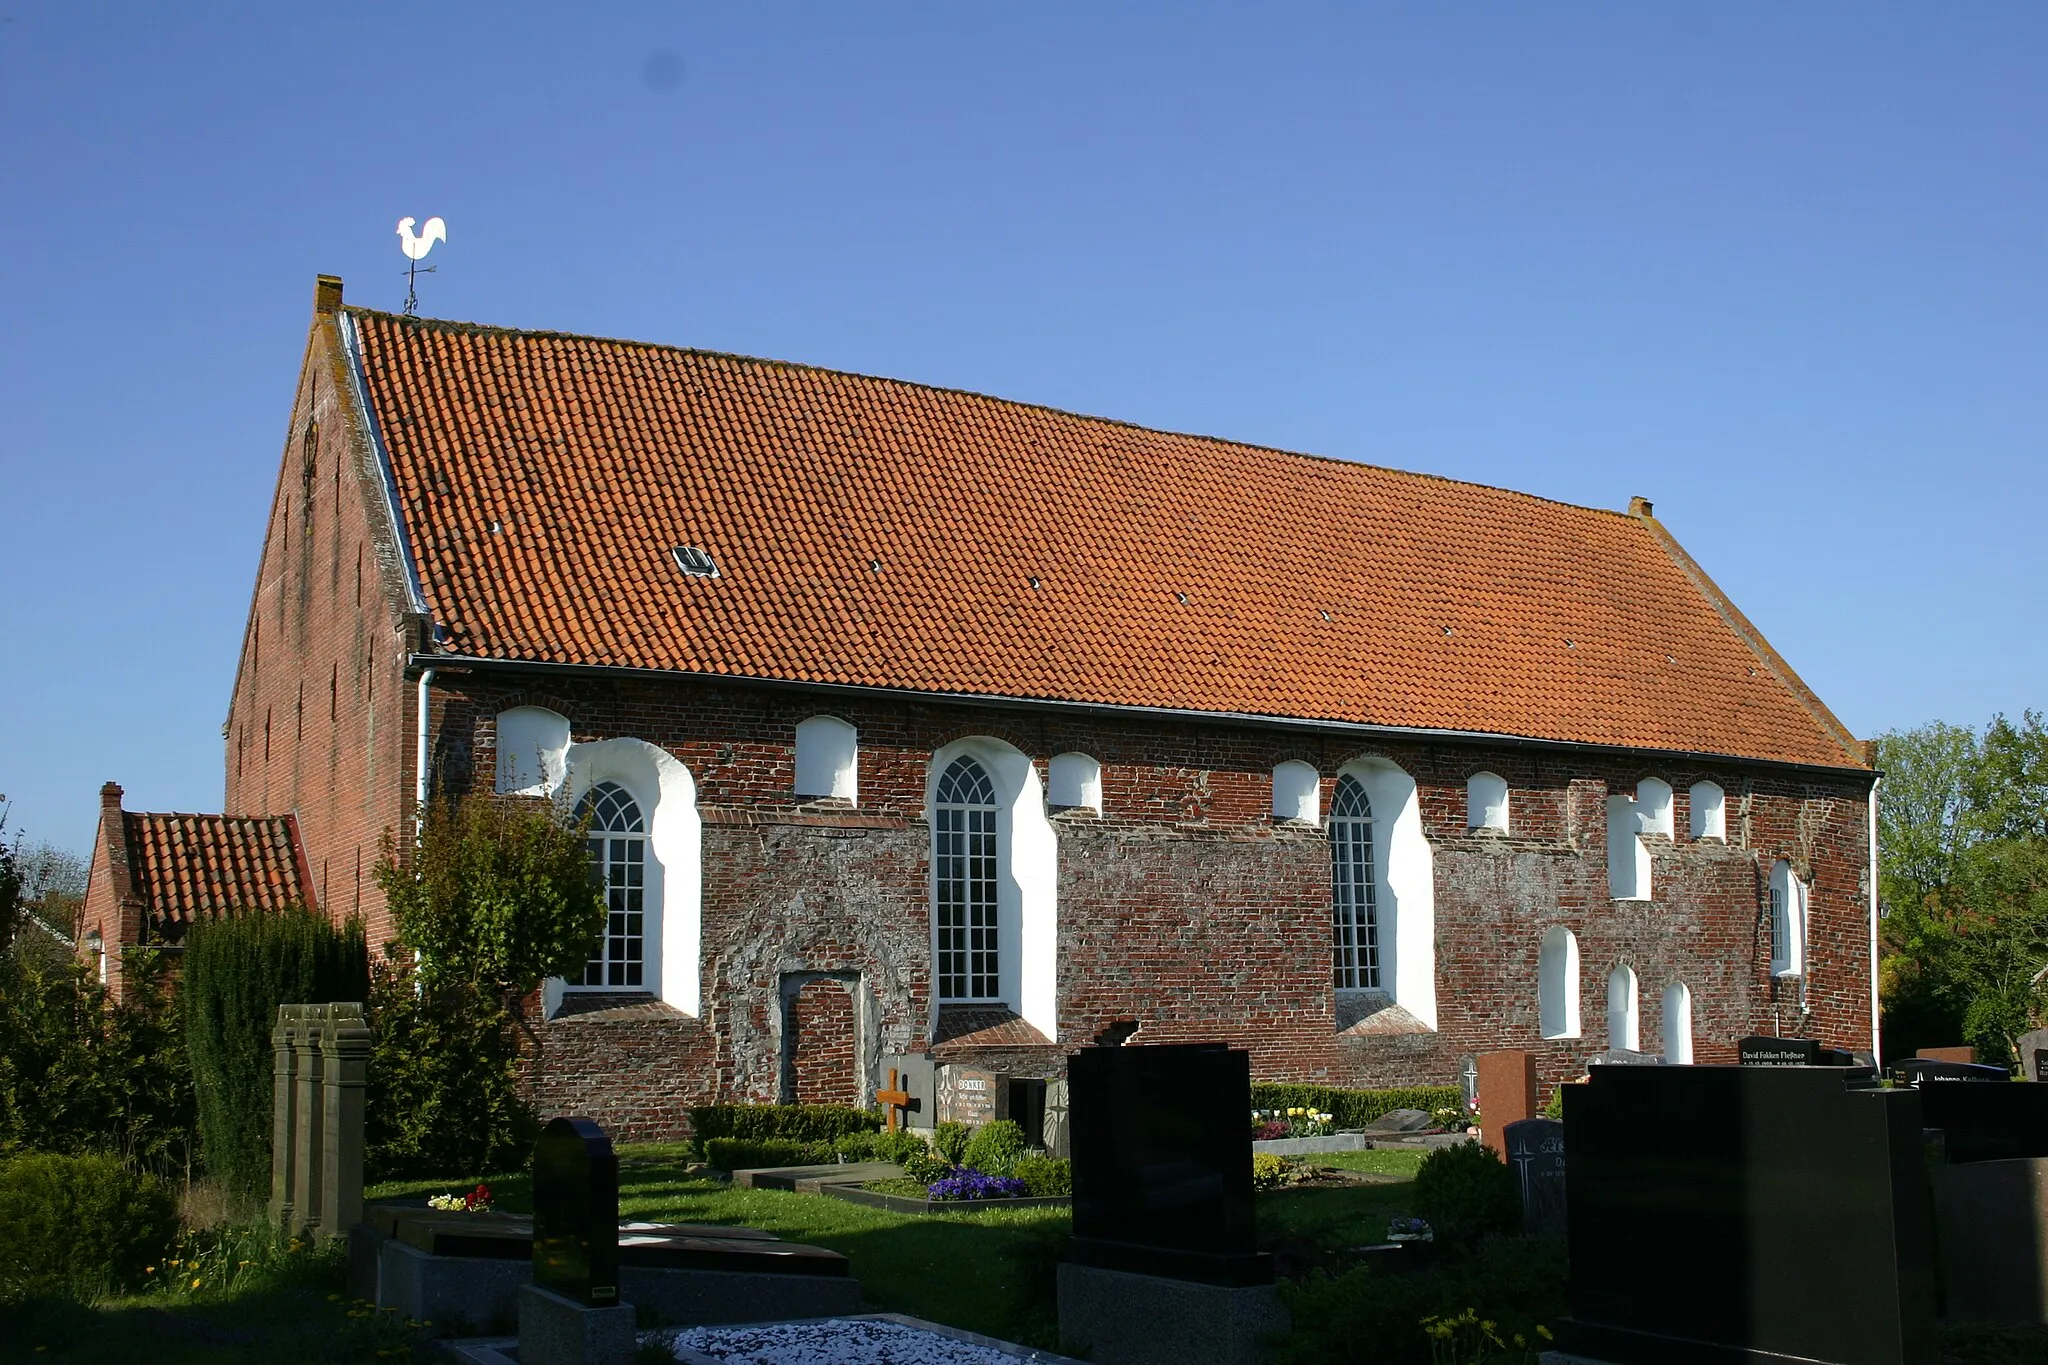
191, 1277, 203, 1289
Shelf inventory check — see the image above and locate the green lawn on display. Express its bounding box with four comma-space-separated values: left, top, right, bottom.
0, 1147, 1419, 1361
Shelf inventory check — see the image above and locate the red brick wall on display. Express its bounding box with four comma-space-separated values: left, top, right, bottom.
435, 672, 1874, 1137
222, 308, 415, 952
790, 979, 858, 1107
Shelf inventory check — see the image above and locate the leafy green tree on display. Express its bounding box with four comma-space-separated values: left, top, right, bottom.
367, 793, 605, 1177
1877, 712, 2048, 1066
378, 793, 606, 997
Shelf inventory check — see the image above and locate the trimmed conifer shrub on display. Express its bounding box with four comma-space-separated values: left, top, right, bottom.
181, 908, 368, 1206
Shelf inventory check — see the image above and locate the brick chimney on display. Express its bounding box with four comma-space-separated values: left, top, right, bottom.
96, 782, 146, 1002
315, 275, 344, 316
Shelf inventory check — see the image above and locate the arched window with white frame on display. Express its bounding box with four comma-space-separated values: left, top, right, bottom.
1467, 772, 1509, 832
1662, 981, 1694, 1063
935, 755, 1001, 1001
1539, 926, 1580, 1039
577, 781, 647, 988
1607, 964, 1639, 1052
1331, 774, 1379, 990
1769, 859, 1807, 976
1689, 781, 1726, 841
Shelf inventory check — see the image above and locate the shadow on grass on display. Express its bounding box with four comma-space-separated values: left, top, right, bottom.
0, 1278, 432, 1365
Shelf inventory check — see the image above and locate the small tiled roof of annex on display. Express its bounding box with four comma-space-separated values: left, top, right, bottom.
345, 308, 1864, 771
124, 813, 311, 938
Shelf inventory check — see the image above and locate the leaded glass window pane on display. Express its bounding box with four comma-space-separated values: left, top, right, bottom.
935, 756, 1000, 1000
576, 781, 646, 988
1331, 775, 1379, 990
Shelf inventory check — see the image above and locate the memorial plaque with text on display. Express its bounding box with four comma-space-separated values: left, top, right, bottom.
1503, 1118, 1567, 1237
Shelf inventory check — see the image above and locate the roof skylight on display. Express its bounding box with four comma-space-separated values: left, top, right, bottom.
672, 545, 720, 578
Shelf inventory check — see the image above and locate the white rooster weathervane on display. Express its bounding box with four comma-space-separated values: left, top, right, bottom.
396, 215, 446, 316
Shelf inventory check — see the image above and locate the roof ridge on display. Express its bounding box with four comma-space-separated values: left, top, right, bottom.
342, 306, 1635, 523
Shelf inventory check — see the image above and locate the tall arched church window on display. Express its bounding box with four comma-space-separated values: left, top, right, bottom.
1331, 775, 1380, 990
935, 756, 1000, 1001
577, 781, 647, 988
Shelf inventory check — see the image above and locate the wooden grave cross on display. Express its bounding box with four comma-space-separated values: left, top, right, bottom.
876, 1068, 913, 1133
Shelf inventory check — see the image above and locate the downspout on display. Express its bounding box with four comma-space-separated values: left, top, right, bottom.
415, 667, 435, 830
1869, 773, 1883, 1065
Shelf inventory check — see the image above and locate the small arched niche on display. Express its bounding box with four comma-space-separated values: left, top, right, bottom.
1607, 964, 1639, 1052
795, 715, 858, 802
1662, 981, 1694, 1063
1048, 752, 1103, 814
496, 706, 570, 796
1539, 926, 1580, 1040
1466, 772, 1509, 832
1689, 781, 1726, 841
1636, 777, 1675, 837
1272, 761, 1320, 825
1769, 858, 1806, 976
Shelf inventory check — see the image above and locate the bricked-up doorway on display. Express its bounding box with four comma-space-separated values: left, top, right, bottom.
782, 973, 861, 1107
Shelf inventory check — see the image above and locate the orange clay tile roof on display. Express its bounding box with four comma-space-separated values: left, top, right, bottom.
345, 308, 1864, 771
124, 813, 311, 938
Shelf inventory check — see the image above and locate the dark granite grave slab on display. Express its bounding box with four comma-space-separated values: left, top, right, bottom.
1737, 1035, 1861, 1068
1913, 1081, 2048, 1165
1892, 1058, 2012, 1085
1502, 1118, 1566, 1237
1559, 1064, 1936, 1365
362, 1203, 844, 1276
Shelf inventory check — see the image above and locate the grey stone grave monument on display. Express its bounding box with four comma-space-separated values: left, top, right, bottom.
520, 1116, 635, 1365
269, 1002, 371, 1240
2019, 1028, 2048, 1084
1550, 1063, 1936, 1365
1058, 1042, 1287, 1365
1502, 1118, 1566, 1237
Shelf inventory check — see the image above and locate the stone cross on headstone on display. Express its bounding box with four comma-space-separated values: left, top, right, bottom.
1460, 1056, 1480, 1107
532, 1116, 621, 1308
875, 1068, 913, 1133
1503, 1117, 1567, 1237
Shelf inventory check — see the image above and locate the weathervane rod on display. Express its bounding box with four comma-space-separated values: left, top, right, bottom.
396, 215, 447, 316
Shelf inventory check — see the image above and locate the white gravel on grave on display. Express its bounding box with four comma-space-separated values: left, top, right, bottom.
667, 1317, 1030, 1365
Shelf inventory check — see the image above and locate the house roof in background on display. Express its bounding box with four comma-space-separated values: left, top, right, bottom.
123, 812, 311, 938
343, 306, 1864, 771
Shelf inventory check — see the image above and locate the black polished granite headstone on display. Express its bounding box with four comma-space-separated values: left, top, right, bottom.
1738, 1035, 1860, 1068
1502, 1118, 1567, 1237
532, 1116, 620, 1306
1909, 1076, 2048, 1165
1559, 1064, 1936, 1365
1066, 1042, 1272, 1287
1891, 1058, 2011, 1085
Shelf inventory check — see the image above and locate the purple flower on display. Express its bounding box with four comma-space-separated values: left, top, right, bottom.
926, 1166, 1029, 1201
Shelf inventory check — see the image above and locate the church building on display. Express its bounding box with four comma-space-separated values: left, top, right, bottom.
84, 275, 1878, 1140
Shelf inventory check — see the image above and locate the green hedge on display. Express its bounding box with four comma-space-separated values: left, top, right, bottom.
182, 908, 367, 1204
703, 1137, 833, 1171
1249, 1083, 1464, 1129
0, 1152, 179, 1301
686, 1104, 881, 1152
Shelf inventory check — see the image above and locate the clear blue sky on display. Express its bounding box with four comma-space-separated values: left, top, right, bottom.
3, 4, 2043, 859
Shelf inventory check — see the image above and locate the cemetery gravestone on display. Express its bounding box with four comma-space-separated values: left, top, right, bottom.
1558, 1064, 1936, 1365
532, 1117, 621, 1307
317, 1003, 372, 1239
521, 1116, 634, 1365
1917, 1046, 1977, 1065
1892, 1058, 2011, 1087
1475, 1049, 1538, 1159
2021, 1029, 2048, 1084
876, 1052, 935, 1130
1059, 1043, 1286, 1365
270, 1003, 369, 1239
1502, 1118, 1566, 1237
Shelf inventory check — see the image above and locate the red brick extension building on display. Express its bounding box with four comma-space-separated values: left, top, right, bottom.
82, 275, 1877, 1139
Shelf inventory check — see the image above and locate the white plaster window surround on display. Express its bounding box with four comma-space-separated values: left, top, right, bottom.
496, 706, 571, 796
926, 738, 1058, 1042
1690, 781, 1727, 841
1662, 980, 1694, 1063
1334, 758, 1437, 1030
794, 715, 858, 802
547, 737, 703, 1016
1607, 794, 1652, 901
1769, 859, 1807, 977
1539, 926, 1581, 1039
1048, 752, 1103, 813
1467, 771, 1510, 832
1272, 761, 1320, 825
1636, 778, 1675, 838
1607, 963, 1639, 1052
